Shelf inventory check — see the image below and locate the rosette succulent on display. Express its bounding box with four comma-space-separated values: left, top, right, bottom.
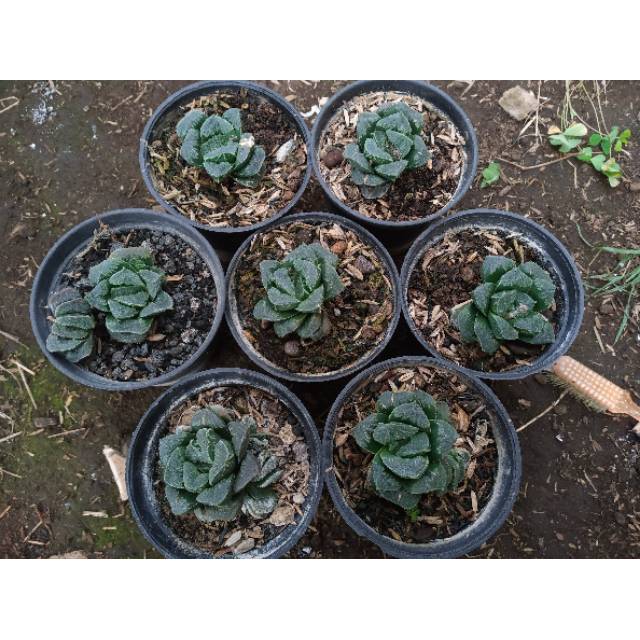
176, 107, 266, 187
344, 102, 431, 199
451, 255, 556, 355
45, 287, 95, 363
353, 390, 470, 510
159, 405, 282, 522
84, 246, 173, 344
253, 242, 345, 342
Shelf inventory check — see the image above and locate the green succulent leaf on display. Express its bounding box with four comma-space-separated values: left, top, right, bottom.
165, 485, 197, 516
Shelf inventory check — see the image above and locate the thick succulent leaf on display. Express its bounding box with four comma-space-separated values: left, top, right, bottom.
257, 469, 282, 488
496, 268, 534, 292
49, 287, 84, 310
176, 109, 206, 140
293, 258, 320, 290
50, 322, 89, 339
512, 311, 547, 335
320, 262, 344, 299
55, 298, 91, 316
363, 137, 393, 165
204, 160, 234, 181
297, 312, 323, 340
378, 102, 423, 133
379, 488, 420, 510
165, 485, 196, 516
352, 414, 381, 454
55, 314, 95, 330
201, 114, 235, 139
222, 107, 242, 133
253, 298, 296, 322
274, 313, 306, 338
451, 302, 477, 342
255, 453, 278, 483
376, 111, 411, 135
519, 320, 555, 344
62, 336, 94, 363
85, 280, 110, 311
356, 111, 380, 145
111, 286, 148, 308
228, 419, 252, 459
194, 498, 241, 523
267, 287, 299, 310
139, 290, 173, 318
385, 129, 413, 158
107, 299, 138, 320
208, 439, 235, 485
109, 247, 153, 263
380, 451, 429, 480
528, 276, 556, 311
373, 421, 419, 445
235, 146, 266, 179
242, 486, 278, 519
88, 259, 122, 286
395, 431, 431, 457
192, 407, 228, 430
406, 135, 430, 169
271, 267, 296, 296
371, 454, 402, 492
159, 430, 191, 466
164, 447, 186, 489
473, 314, 499, 353
259, 260, 280, 289
196, 474, 235, 507
185, 435, 213, 465
481, 255, 516, 283
472, 282, 496, 315
407, 461, 449, 495
46, 333, 83, 353
489, 289, 517, 317
296, 285, 325, 313
182, 460, 209, 493
509, 291, 537, 318
233, 452, 261, 493
137, 269, 163, 299
388, 402, 429, 429
234, 133, 256, 170
430, 419, 459, 460
344, 143, 372, 173
488, 312, 519, 341
105, 316, 152, 342
349, 167, 366, 186
204, 142, 239, 164
447, 449, 470, 489
412, 390, 438, 416
180, 128, 201, 165
375, 159, 408, 181
108, 268, 143, 288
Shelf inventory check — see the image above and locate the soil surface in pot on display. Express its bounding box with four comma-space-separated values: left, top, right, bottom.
147, 88, 307, 228
407, 228, 559, 373
318, 90, 466, 222
232, 219, 395, 376
153, 384, 310, 557
332, 364, 498, 544
57, 224, 217, 382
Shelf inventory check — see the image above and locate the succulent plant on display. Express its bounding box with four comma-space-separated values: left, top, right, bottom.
84, 246, 173, 344
451, 255, 556, 354
343, 102, 431, 199
45, 287, 95, 362
176, 107, 266, 187
159, 405, 282, 523
353, 390, 469, 510
252, 243, 345, 342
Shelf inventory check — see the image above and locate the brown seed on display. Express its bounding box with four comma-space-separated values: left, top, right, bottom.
284, 340, 300, 357
322, 147, 343, 169
331, 240, 347, 255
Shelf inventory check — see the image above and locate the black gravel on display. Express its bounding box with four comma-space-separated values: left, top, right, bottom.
57, 227, 217, 381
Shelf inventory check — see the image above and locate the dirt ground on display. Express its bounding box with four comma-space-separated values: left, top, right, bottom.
1, 80, 639, 559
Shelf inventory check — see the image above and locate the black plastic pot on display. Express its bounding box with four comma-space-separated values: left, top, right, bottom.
225, 211, 402, 383
126, 367, 322, 558
401, 208, 585, 380
30, 209, 226, 392
311, 80, 479, 250
139, 81, 312, 255
323, 356, 521, 559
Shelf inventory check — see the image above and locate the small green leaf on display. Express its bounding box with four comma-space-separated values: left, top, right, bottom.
233, 451, 260, 493
352, 414, 380, 454
388, 402, 429, 429
344, 143, 372, 173
430, 419, 459, 460
451, 302, 477, 342
176, 109, 206, 141
480, 161, 501, 188
242, 486, 278, 519
164, 447, 186, 489
473, 314, 500, 354
165, 485, 196, 515
208, 439, 235, 485
395, 432, 431, 457
472, 282, 496, 315
373, 421, 419, 445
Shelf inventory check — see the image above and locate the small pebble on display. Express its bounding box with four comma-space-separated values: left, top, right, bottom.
354, 255, 375, 275
322, 147, 343, 168
284, 340, 300, 357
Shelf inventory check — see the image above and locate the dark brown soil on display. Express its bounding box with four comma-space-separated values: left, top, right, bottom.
318, 90, 466, 221
148, 89, 307, 228
154, 384, 310, 557
407, 228, 558, 373
57, 225, 217, 382
332, 364, 498, 543
232, 219, 395, 375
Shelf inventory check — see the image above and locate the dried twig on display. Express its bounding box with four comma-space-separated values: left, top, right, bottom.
499, 152, 580, 171
0, 329, 25, 347
517, 390, 570, 433
0, 96, 19, 115
0, 431, 22, 444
